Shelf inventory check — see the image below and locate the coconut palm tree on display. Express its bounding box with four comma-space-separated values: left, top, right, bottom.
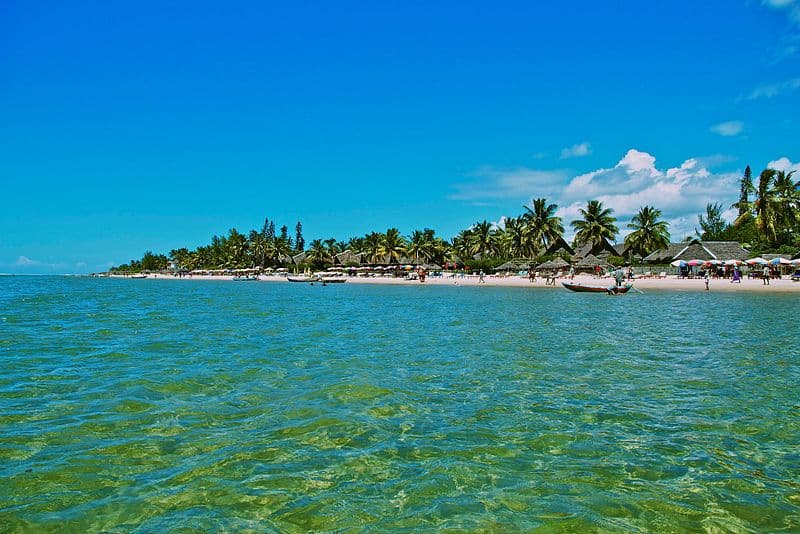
408, 229, 436, 263
523, 198, 564, 250
379, 228, 407, 263
755, 168, 778, 244
470, 220, 495, 258
772, 170, 799, 242
624, 205, 670, 257
306, 239, 330, 266
451, 229, 475, 260
571, 200, 618, 250
363, 232, 383, 263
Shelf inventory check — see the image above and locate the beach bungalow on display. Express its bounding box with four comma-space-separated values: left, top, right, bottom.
291, 251, 308, 265
545, 236, 575, 257
572, 239, 627, 261
334, 250, 363, 266
642, 239, 749, 263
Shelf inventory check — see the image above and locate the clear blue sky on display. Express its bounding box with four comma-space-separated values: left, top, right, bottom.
2, 1, 798, 273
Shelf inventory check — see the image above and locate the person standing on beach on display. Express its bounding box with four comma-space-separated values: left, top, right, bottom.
704, 270, 710, 291
614, 268, 624, 287
763, 265, 770, 285
478, 270, 485, 283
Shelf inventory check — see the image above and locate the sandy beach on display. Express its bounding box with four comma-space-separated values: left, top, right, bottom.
115, 273, 800, 293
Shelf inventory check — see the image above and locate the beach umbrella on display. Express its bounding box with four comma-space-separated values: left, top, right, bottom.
769, 257, 791, 265
724, 259, 742, 266
792, 259, 800, 266
670, 259, 687, 267
746, 257, 768, 265
687, 259, 705, 266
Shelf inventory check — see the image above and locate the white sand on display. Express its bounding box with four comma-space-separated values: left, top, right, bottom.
114, 273, 800, 293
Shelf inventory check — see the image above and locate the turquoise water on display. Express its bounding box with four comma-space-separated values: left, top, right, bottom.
1, 276, 799, 531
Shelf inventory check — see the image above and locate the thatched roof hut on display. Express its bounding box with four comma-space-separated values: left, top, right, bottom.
575, 254, 607, 272
572, 238, 622, 260
536, 257, 569, 270
643, 239, 749, 263
495, 259, 531, 271
334, 250, 362, 266
291, 251, 308, 265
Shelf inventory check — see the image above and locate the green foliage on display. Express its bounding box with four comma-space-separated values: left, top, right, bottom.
108, 161, 800, 274
606, 255, 625, 267
696, 203, 726, 240
625, 205, 670, 257
462, 257, 505, 272
571, 200, 618, 249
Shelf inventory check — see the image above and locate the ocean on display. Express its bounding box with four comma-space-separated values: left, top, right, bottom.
1, 276, 798, 531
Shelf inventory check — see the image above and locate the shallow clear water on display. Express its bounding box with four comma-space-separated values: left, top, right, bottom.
1, 276, 798, 531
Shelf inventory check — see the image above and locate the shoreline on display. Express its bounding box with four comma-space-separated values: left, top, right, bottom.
108, 273, 800, 293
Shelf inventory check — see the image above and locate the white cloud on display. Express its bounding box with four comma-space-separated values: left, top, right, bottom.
761, 0, 800, 24
451, 148, 742, 243
767, 156, 800, 173
448, 167, 568, 202
710, 121, 744, 136
15, 256, 40, 266
560, 142, 592, 159
746, 78, 800, 99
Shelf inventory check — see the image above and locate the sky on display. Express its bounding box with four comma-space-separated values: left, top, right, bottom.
1, 0, 799, 273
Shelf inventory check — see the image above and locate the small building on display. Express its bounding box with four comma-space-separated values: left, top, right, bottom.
642, 239, 749, 263
334, 250, 363, 266
572, 238, 626, 260
545, 236, 575, 257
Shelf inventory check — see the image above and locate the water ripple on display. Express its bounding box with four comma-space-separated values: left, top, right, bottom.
0, 277, 798, 531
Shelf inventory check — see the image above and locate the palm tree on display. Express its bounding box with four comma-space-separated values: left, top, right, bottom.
274, 235, 293, 264
363, 232, 383, 263
379, 228, 407, 263
571, 200, 618, 250
755, 168, 778, 244
772, 170, 798, 242
306, 239, 330, 266
624, 205, 670, 257
408, 229, 435, 263
523, 198, 564, 250
451, 229, 475, 261
470, 220, 495, 258
500, 216, 539, 258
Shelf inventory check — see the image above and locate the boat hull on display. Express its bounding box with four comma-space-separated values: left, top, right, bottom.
287, 276, 315, 283
562, 282, 632, 294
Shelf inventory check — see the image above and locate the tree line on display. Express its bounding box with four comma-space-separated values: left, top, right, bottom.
111, 165, 798, 272
696, 166, 799, 256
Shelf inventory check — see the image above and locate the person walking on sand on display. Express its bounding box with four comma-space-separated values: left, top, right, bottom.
569, 266, 575, 280
763, 265, 770, 285
731, 266, 741, 283
704, 270, 710, 291
478, 270, 485, 283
